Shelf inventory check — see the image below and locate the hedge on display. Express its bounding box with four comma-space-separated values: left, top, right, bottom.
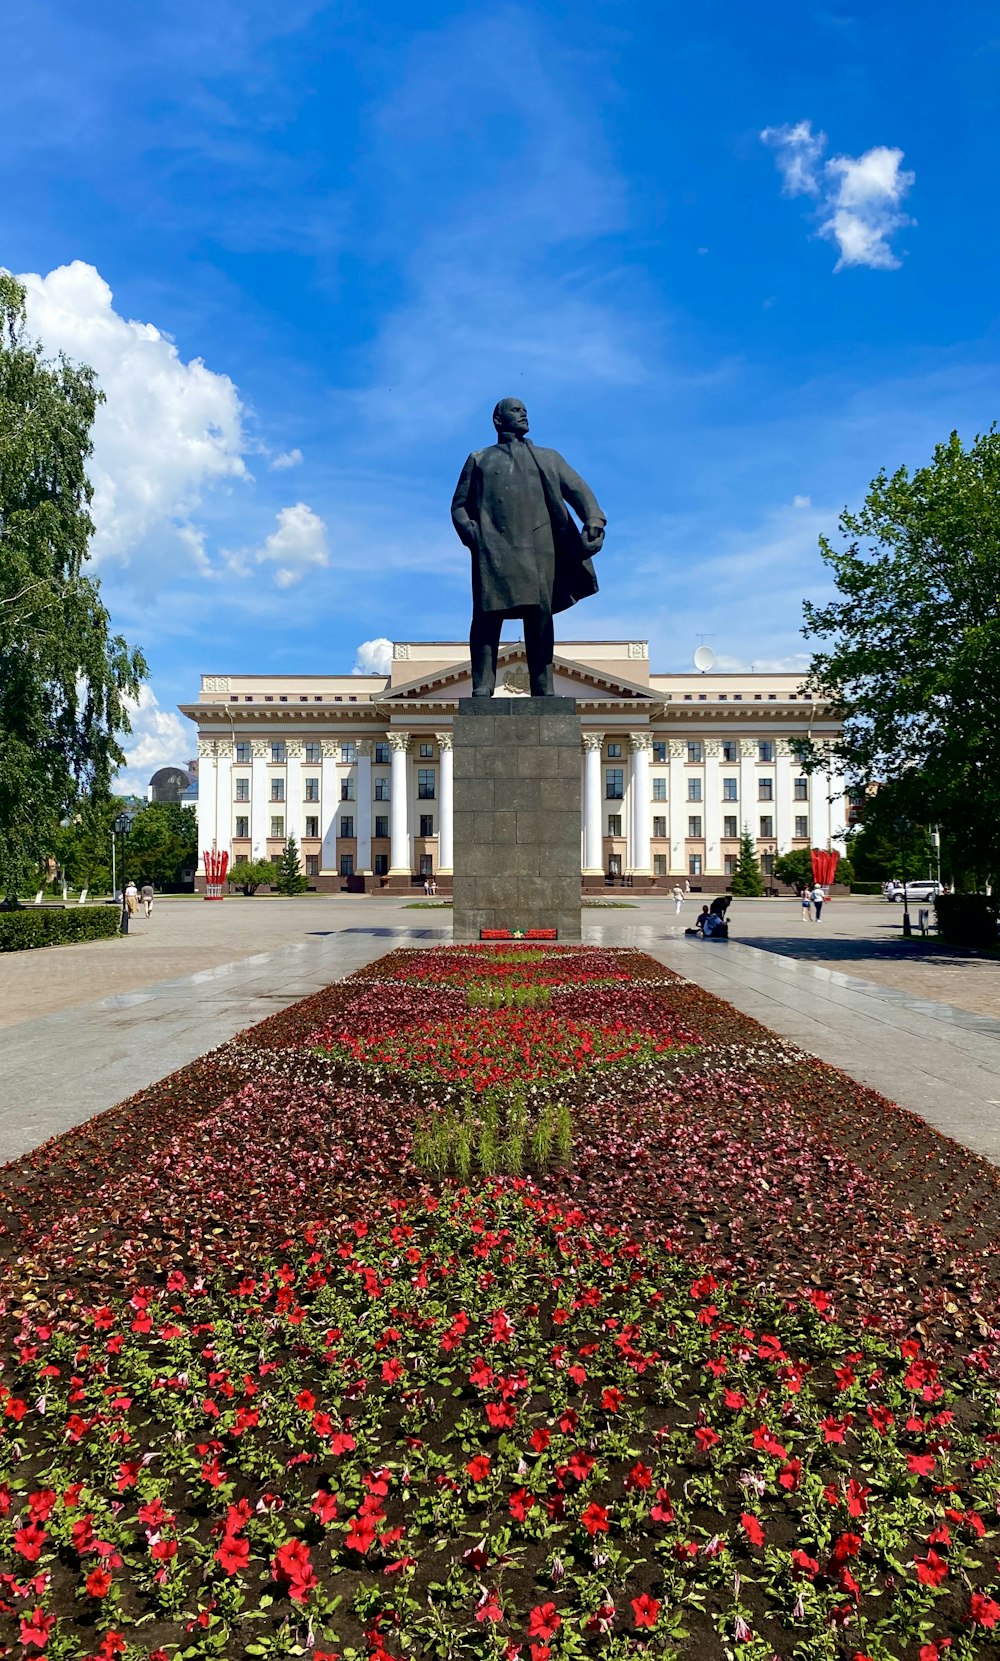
0, 905, 121, 952
934, 891, 1000, 948
850, 881, 883, 895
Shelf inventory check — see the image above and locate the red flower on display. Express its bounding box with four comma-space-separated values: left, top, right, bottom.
631, 1593, 660, 1629
914, 1549, 948, 1588
694, 1425, 720, 1450
19, 1606, 55, 1648
791, 1549, 819, 1578
476, 1591, 504, 1624
580, 1501, 609, 1536
649, 1486, 674, 1523
740, 1512, 765, 1548
311, 1489, 339, 1525
86, 1566, 113, 1597
216, 1534, 250, 1574
968, 1592, 1000, 1628
14, 1522, 47, 1561
624, 1460, 652, 1491
527, 1603, 561, 1641
271, 1538, 317, 1604
345, 1516, 377, 1555
466, 1455, 491, 1481
509, 1488, 536, 1522
601, 1387, 623, 1412
907, 1453, 936, 1477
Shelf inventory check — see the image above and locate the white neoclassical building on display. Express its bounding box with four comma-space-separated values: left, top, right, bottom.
180, 640, 848, 894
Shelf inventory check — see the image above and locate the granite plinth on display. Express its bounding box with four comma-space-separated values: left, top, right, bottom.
452, 696, 581, 941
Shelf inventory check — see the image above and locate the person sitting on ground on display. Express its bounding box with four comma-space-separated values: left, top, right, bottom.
685, 904, 711, 937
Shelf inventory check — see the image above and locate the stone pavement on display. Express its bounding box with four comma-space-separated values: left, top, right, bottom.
1, 894, 998, 1168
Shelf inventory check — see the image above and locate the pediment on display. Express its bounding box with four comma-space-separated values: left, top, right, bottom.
381, 644, 662, 705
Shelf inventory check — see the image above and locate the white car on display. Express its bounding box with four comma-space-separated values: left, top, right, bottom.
886, 880, 944, 903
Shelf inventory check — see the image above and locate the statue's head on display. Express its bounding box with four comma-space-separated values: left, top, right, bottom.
493, 397, 529, 437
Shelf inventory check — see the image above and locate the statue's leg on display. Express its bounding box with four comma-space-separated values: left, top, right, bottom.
524, 605, 555, 696
470, 610, 502, 697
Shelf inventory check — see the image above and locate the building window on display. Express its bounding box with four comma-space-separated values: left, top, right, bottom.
687, 815, 702, 838
759, 815, 774, 838
341, 778, 354, 801
794, 776, 808, 800
607, 813, 622, 836
722, 740, 739, 762
270, 816, 284, 838
758, 778, 773, 801
305, 816, 319, 838
341, 742, 356, 764
374, 853, 389, 876
305, 855, 319, 877
722, 778, 737, 801
724, 854, 736, 876
419, 854, 434, 876
607, 741, 622, 759
374, 777, 389, 800
687, 778, 702, 802
758, 740, 775, 763
687, 741, 703, 763
418, 742, 434, 759
271, 742, 286, 764
653, 853, 667, 876
235, 777, 250, 801
652, 777, 666, 801
652, 741, 666, 763
652, 815, 667, 838
270, 779, 285, 801
235, 816, 249, 838
606, 768, 624, 800
340, 853, 354, 877
375, 815, 389, 839
340, 815, 354, 838
723, 815, 738, 838
305, 777, 320, 801
795, 815, 809, 837
417, 768, 435, 800
419, 813, 434, 836
236, 741, 251, 764
689, 854, 702, 876
375, 742, 389, 765
305, 741, 322, 764
608, 854, 621, 878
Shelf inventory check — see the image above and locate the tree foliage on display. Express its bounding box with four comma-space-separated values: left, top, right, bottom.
229, 858, 275, 896
275, 836, 308, 895
729, 827, 764, 897
801, 429, 1000, 887
0, 275, 146, 899
49, 797, 196, 893
772, 847, 816, 894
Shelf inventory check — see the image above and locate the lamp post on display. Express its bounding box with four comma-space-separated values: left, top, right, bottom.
114, 811, 135, 933
895, 815, 913, 939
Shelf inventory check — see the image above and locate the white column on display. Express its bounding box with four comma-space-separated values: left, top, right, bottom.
388, 733, 411, 877
628, 732, 653, 877
740, 741, 757, 845
828, 765, 848, 849
285, 741, 302, 849
703, 742, 721, 875
196, 740, 218, 872
216, 745, 232, 856
775, 747, 793, 854
250, 742, 268, 859
668, 741, 686, 875
809, 753, 828, 849
356, 741, 373, 874
582, 734, 603, 874
320, 741, 338, 873
436, 732, 454, 874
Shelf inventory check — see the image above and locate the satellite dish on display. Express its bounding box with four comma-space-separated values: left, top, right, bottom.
693, 645, 716, 673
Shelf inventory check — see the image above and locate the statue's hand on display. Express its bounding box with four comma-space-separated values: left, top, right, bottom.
582, 520, 605, 553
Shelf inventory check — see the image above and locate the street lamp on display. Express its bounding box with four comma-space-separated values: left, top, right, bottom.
895, 814, 913, 939
114, 811, 135, 934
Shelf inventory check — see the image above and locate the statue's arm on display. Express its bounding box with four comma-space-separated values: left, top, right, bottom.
555, 453, 606, 548
451, 454, 478, 548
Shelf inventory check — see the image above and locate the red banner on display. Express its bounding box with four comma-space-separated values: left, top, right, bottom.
810, 848, 840, 889
203, 848, 230, 901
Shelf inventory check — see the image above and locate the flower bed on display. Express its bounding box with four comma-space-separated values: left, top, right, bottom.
1, 945, 999, 1661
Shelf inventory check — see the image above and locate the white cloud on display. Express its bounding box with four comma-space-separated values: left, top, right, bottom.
270, 447, 303, 470
761, 122, 914, 270
116, 685, 192, 797
792, 493, 812, 508
17, 261, 249, 570
242, 501, 330, 588
353, 637, 393, 676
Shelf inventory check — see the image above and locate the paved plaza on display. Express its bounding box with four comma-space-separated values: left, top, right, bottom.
1, 893, 998, 1166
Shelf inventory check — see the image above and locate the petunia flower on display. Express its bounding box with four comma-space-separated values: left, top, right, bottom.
631, 1593, 659, 1629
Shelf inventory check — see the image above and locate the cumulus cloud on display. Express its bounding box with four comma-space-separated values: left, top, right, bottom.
236, 502, 330, 588
353, 637, 393, 677
761, 122, 915, 270
18, 261, 249, 569
116, 685, 193, 797
270, 447, 303, 470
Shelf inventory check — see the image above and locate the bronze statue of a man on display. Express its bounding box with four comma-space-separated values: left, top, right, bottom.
451, 398, 606, 697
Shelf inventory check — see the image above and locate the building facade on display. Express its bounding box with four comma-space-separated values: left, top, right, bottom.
180, 640, 847, 892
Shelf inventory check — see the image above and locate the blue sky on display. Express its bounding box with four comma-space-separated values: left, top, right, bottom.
3, 0, 999, 787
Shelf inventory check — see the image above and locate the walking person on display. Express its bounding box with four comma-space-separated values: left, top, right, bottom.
811, 882, 825, 921
672, 883, 683, 915
141, 881, 154, 919
800, 886, 812, 922
124, 879, 139, 918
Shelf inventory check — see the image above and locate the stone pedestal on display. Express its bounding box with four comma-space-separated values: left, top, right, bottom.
453, 696, 581, 940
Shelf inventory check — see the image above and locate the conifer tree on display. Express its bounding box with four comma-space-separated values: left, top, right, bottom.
729, 827, 764, 897
275, 836, 308, 895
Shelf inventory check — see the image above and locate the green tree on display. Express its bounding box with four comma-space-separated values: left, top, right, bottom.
275, 836, 308, 895
729, 827, 764, 897
772, 847, 815, 894
126, 803, 198, 889
229, 858, 275, 896
0, 275, 146, 902
801, 429, 1000, 888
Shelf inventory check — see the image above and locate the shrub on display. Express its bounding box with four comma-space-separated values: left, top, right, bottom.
0, 905, 120, 952
229, 859, 274, 896
851, 880, 883, 895
935, 892, 999, 947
